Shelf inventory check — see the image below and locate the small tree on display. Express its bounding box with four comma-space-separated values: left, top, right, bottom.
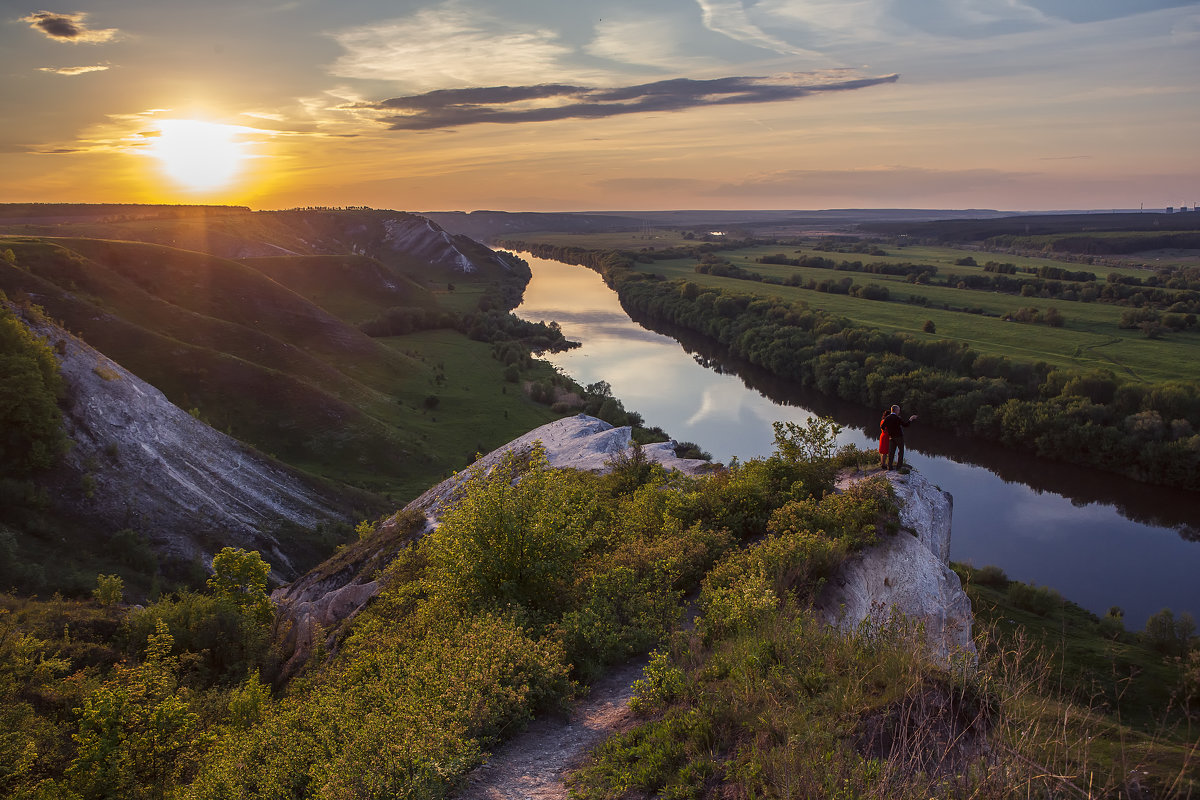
922, 319, 936, 334
1143, 608, 1196, 657
207, 548, 272, 623
68, 620, 200, 799
94, 574, 124, 606
0, 304, 67, 478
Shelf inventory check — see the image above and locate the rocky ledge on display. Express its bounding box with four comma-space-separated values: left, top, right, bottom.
817, 469, 976, 666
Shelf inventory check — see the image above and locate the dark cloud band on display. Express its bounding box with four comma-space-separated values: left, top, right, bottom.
371, 72, 900, 131
22, 11, 118, 43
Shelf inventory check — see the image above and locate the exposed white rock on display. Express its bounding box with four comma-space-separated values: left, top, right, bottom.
25, 315, 352, 578
382, 217, 477, 273
816, 470, 976, 666
404, 414, 715, 522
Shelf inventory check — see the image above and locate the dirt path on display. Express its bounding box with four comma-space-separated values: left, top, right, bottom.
456, 658, 649, 800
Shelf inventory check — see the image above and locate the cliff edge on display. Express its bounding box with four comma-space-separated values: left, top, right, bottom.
817, 469, 975, 665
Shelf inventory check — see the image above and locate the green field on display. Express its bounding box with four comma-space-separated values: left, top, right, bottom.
512, 234, 1200, 384
377, 329, 563, 498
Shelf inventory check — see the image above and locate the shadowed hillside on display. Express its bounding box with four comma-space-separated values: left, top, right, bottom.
0, 208, 577, 597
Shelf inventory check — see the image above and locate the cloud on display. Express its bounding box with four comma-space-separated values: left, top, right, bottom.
695, 0, 823, 56
329, 4, 585, 91
371, 71, 899, 131
586, 16, 720, 71
21, 11, 119, 43
37, 64, 110, 75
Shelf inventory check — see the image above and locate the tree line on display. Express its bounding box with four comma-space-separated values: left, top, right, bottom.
500, 241, 1200, 491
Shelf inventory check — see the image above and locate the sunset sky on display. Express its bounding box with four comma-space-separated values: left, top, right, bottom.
3, 0, 1198, 212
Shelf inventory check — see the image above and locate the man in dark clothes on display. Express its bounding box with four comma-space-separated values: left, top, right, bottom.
881, 404, 918, 470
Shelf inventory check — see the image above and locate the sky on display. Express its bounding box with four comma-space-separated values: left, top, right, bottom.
2, 0, 1198, 212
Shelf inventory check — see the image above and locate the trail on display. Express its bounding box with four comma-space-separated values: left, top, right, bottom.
456, 658, 649, 800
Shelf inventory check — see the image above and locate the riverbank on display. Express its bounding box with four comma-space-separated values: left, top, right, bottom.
501, 239, 1200, 493
512, 252, 1200, 625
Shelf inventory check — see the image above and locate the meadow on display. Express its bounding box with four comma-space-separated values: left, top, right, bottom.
514, 233, 1200, 383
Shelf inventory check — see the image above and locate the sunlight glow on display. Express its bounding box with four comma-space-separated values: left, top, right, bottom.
147, 120, 249, 192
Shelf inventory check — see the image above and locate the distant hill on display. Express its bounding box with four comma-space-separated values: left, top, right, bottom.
422, 208, 1014, 241
860, 211, 1200, 243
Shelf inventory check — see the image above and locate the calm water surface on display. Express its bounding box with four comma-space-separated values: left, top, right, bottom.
514, 254, 1200, 626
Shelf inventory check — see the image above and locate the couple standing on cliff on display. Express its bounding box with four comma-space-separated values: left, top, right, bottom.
879, 404, 918, 471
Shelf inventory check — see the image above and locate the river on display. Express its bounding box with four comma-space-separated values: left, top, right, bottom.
513, 253, 1200, 627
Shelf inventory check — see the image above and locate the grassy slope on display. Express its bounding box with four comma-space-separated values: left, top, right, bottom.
0, 233, 568, 503
958, 569, 1198, 794
518, 233, 1200, 383
239, 254, 438, 324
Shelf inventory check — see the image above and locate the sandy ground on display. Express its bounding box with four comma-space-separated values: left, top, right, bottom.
456, 658, 649, 800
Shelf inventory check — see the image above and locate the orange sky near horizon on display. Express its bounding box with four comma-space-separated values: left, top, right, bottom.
2, 1, 1198, 213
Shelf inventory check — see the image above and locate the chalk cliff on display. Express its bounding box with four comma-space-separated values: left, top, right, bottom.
23, 313, 358, 580
817, 470, 976, 665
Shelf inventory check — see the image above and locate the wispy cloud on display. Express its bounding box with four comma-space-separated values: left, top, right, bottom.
329, 4, 587, 91
371, 71, 899, 131
21, 11, 119, 43
37, 64, 110, 75
586, 16, 720, 71
695, 0, 823, 56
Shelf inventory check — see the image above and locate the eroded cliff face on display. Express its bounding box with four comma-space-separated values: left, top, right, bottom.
26, 314, 357, 580
817, 470, 976, 665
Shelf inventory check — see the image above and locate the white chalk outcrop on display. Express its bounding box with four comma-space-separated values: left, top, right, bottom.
26, 315, 353, 579
816, 470, 976, 666
403, 414, 714, 522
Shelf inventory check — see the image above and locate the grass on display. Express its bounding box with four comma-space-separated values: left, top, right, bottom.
239, 254, 437, 324
571, 580, 1198, 799
513, 233, 1200, 383
375, 329, 565, 499
956, 565, 1188, 732
647, 257, 1199, 381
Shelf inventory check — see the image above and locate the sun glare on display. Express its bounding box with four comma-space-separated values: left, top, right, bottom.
147, 119, 249, 192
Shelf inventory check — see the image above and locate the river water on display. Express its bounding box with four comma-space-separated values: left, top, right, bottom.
513, 253, 1200, 627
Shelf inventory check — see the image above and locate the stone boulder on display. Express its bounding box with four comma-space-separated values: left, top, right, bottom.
816, 470, 976, 666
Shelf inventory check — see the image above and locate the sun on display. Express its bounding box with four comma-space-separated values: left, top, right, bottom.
147, 119, 250, 192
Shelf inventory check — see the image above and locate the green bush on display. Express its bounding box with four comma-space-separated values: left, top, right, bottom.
0, 303, 67, 478
93, 574, 124, 606
1006, 581, 1064, 617
422, 446, 600, 622
971, 564, 1009, 587
124, 590, 271, 687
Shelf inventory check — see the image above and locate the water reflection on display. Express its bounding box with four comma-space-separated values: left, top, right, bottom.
514, 254, 1200, 624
